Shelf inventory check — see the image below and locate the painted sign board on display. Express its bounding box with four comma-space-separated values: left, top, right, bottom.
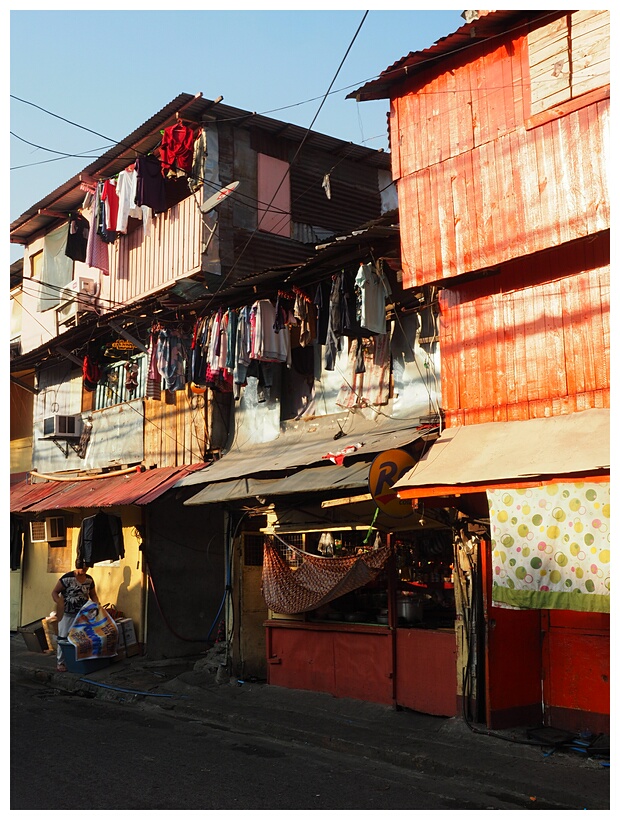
368, 448, 417, 518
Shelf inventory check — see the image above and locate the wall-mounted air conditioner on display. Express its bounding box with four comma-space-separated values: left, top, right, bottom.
29, 516, 66, 543
56, 276, 100, 329
75, 275, 100, 310
41, 414, 83, 439
10, 339, 21, 360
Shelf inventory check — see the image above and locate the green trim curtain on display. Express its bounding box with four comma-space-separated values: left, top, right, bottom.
488, 482, 610, 613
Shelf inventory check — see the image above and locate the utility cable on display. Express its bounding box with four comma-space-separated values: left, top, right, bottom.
196, 11, 370, 315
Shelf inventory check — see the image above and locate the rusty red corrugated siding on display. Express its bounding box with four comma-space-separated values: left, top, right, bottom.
392, 33, 609, 288
10, 479, 68, 513
437, 235, 610, 426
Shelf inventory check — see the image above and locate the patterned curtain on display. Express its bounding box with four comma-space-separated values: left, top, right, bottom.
489, 482, 610, 613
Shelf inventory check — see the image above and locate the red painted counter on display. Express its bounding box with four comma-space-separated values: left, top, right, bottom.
395, 627, 457, 716
265, 620, 394, 705
265, 619, 458, 715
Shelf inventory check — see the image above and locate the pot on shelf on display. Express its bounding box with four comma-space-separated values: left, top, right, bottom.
396, 596, 423, 623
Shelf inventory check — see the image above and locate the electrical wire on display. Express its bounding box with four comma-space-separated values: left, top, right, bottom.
8, 12, 572, 177
196, 11, 370, 316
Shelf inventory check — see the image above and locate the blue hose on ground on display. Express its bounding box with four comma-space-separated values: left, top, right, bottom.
78, 678, 178, 697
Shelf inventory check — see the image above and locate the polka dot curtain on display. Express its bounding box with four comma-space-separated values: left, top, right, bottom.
488, 482, 610, 613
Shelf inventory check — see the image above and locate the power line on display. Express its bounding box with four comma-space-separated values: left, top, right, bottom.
195, 10, 370, 317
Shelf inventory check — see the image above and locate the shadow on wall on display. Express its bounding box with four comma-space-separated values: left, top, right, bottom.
115, 565, 132, 615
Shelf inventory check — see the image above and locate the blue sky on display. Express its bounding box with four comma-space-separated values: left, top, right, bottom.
9, 6, 466, 263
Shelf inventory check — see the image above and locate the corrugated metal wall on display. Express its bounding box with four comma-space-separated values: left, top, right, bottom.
437, 234, 610, 426
106, 193, 203, 308
392, 28, 610, 287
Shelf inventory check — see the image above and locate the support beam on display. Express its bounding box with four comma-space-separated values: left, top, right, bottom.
10, 375, 39, 396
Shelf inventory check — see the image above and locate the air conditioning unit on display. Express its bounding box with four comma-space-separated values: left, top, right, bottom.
56, 276, 100, 329
29, 516, 66, 544
41, 414, 83, 439
75, 275, 100, 310
10, 339, 21, 359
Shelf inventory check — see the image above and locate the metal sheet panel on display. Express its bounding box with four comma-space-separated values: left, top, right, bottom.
393, 409, 610, 491
10, 479, 68, 513
19, 464, 206, 513
176, 417, 432, 488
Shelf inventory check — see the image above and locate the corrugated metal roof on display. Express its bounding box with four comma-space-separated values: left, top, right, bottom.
11, 92, 390, 246
10, 479, 69, 513
209, 211, 401, 305
176, 416, 434, 489
348, 10, 544, 101
11, 464, 207, 513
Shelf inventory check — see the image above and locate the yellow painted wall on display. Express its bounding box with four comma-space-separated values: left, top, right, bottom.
10, 438, 33, 474
19, 507, 145, 641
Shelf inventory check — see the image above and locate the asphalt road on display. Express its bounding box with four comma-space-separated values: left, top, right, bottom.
11, 677, 548, 811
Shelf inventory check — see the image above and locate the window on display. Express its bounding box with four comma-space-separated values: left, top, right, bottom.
257, 153, 291, 237
528, 11, 610, 117
95, 355, 147, 409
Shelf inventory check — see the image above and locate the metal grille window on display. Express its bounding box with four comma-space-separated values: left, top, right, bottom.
276, 533, 304, 568
244, 533, 266, 567
95, 355, 147, 410
244, 533, 305, 568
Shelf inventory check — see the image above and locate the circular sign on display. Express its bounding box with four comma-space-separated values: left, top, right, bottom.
368, 448, 418, 518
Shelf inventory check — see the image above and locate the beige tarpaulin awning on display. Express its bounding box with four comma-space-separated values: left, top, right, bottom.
393, 408, 610, 498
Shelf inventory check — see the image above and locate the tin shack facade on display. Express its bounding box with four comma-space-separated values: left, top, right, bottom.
353, 9, 610, 732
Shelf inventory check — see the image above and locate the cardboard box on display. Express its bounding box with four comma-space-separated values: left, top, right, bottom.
115, 622, 126, 649
42, 617, 58, 651
19, 620, 49, 653
116, 618, 140, 656
116, 618, 137, 646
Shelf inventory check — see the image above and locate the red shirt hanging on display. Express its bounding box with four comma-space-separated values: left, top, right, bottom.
157, 122, 196, 176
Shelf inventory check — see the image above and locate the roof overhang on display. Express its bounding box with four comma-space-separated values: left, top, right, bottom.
184, 460, 372, 506
393, 409, 610, 500
10, 464, 206, 514
176, 415, 437, 492
348, 10, 546, 102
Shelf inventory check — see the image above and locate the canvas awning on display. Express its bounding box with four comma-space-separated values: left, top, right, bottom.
184, 460, 373, 506
10, 464, 207, 513
393, 409, 610, 498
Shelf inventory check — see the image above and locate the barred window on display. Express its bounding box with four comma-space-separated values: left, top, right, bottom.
95, 355, 147, 410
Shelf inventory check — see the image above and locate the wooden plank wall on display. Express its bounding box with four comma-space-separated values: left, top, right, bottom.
438, 235, 610, 426
529, 11, 610, 114
393, 21, 610, 289
143, 389, 207, 468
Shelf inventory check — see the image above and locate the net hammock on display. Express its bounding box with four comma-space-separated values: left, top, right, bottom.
262, 532, 391, 615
